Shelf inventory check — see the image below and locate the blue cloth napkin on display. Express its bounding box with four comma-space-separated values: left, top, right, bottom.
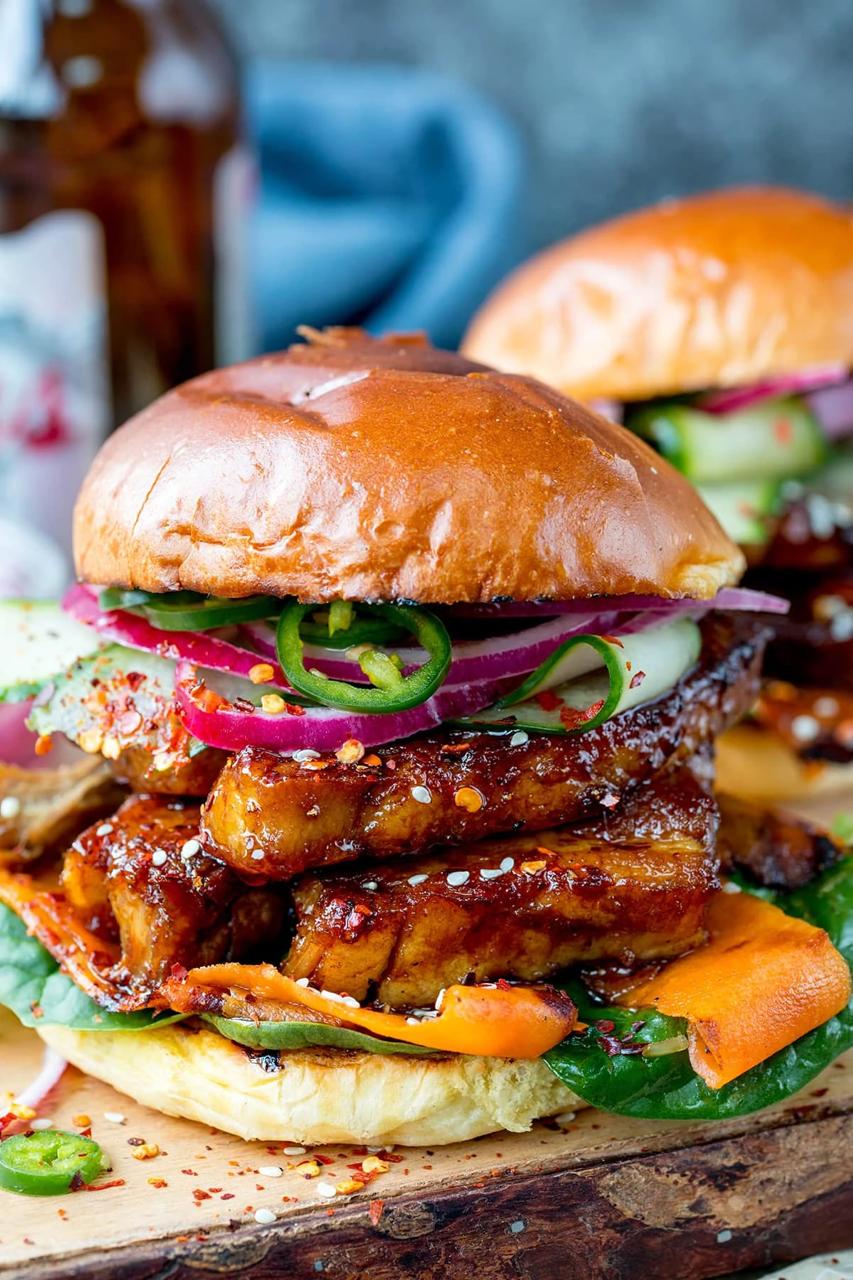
247, 62, 526, 351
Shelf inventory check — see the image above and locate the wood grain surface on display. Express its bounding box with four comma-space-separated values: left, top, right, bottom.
2, 793, 851, 1278
2, 1012, 851, 1280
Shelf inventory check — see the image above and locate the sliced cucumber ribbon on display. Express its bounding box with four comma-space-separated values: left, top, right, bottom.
0, 600, 102, 703
626, 395, 828, 484
459, 617, 702, 734
696, 479, 784, 546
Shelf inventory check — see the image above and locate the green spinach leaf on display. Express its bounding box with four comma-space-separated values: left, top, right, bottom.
0, 903, 182, 1032
203, 1015, 437, 1056
544, 858, 853, 1118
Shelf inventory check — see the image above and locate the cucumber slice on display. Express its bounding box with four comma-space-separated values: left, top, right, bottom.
807, 445, 853, 504
0, 600, 102, 703
29, 644, 181, 752
458, 617, 702, 735
696, 479, 784, 545
627, 395, 828, 483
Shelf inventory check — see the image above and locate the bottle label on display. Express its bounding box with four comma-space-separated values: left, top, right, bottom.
213, 142, 256, 366
0, 209, 110, 581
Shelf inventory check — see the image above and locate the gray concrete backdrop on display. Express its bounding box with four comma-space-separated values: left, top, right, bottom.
212, 0, 853, 252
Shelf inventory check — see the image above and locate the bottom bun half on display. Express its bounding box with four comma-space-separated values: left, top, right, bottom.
38, 1022, 583, 1147
716, 725, 853, 804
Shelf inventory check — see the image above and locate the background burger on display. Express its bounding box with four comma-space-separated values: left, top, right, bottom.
0, 330, 848, 1149
463, 187, 853, 802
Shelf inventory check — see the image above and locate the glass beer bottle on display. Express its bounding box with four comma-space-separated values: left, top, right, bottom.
0, 0, 250, 584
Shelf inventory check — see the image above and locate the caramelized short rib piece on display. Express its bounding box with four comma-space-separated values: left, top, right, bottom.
284, 767, 719, 1008
62, 794, 286, 995
718, 792, 840, 889
0, 757, 125, 863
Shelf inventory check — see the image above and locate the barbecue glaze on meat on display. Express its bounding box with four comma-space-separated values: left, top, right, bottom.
202, 617, 766, 880
62, 794, 287, 996
717, 792, 841, 889
283, 767, 719, 1007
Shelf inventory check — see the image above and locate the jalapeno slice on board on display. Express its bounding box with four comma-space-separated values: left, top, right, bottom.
0, 1130, 107, 1196
277, 601, 452, 712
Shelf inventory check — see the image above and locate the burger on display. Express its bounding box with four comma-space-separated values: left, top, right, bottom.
0, 329, 849, 1149
463, 187, 853, 802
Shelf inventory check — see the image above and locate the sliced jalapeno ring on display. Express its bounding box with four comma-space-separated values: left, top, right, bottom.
0, 1130, 107, 1196
277, 602, 451, 712
299, 614, 407, 650
99, 588, 282, 632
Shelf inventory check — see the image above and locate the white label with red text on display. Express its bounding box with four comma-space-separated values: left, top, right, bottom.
0, 209, 110, 580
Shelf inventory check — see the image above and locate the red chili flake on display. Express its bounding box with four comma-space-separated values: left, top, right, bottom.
629, 670, 646, 689
559, 699, 604, 729
534, 689, 562, 712
30, 1002, 44, 1020
496, 978, 514, 991
369, 1199, 385, 1226
344, 904, 373, 937
774, 416, 793, 446
599, 635, 624, 648
127, 1137, 146, 1147
126, 672, 146, 692
193, 1189, 212, 1202
79, 1178, 126, 1192
221, 1193, 235, 1201
196, 686, 228, 713
233, 697, 256, 714
595, 1019, 615, 1033
314, 1153, 335, 1166
181, 1168, 198, 1176
285, 702, 306, 717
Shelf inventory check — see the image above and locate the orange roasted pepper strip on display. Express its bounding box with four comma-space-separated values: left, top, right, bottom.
613, 890, 850, 1088
0, 869, 122, 1006
166, 962, 577, 1059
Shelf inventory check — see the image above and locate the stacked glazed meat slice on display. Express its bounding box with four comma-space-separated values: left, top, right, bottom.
32, 611, 840, 1017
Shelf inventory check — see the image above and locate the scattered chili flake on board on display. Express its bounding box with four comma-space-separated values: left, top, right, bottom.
369, 1199, 385, 1226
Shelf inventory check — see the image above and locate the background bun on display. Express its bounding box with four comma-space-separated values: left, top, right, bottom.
462, 187, 853, 402
74, 329, 742, 603
716, 724, 853, 803
38, 1023, 582, 1147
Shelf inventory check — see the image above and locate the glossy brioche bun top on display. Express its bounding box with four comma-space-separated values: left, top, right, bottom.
462, 187, 853, 402
73, 328, 743, 604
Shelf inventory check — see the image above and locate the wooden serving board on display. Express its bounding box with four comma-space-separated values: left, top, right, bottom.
2, 794, 852, 1280
2, 1014, 851, 1280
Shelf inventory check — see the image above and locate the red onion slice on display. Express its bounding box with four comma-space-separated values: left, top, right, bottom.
805, 381, 853, 441
1, 1045, 69, 1134
64, 585, 292, 688
695, 366, 848, 415
175, 661, 504, 752
448, 587, 788, 619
